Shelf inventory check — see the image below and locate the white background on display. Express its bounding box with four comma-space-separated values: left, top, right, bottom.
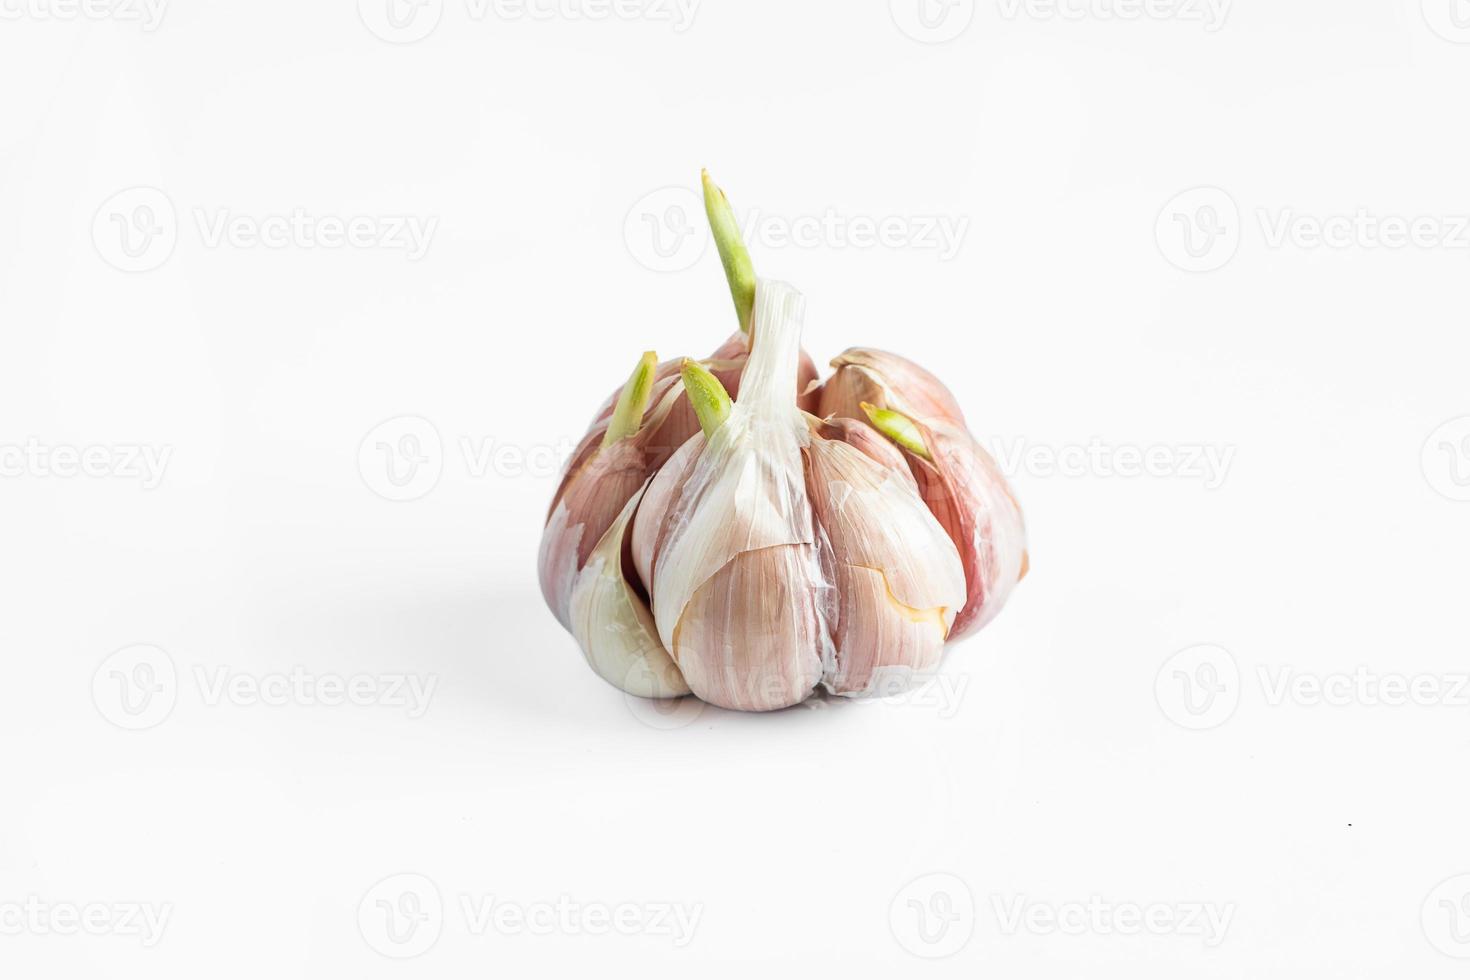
3, 0, 1469, 976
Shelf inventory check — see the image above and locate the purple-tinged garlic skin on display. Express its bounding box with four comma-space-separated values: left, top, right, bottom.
538, 386, 684, 628
818, 348, 967, 428
904, 418, 1028, 641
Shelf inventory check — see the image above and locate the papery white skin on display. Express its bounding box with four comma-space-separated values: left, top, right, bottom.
631, 435, 701, 592
650, 283, 830, 711
568, 483, 690, 699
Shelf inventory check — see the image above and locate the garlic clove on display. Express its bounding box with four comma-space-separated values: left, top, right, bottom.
540, 353, 686, 627
863, 404, 1028, 641
803, 431, 967, 696
670, 542, 826, 711
630, 432, 702, 594
568, 481, 690, 699
540, 435, 659, 628
651, 281, 833, 711
818, 348, 968, 428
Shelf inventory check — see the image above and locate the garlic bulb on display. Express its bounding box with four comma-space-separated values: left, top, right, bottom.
538, 171, 1028, 711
